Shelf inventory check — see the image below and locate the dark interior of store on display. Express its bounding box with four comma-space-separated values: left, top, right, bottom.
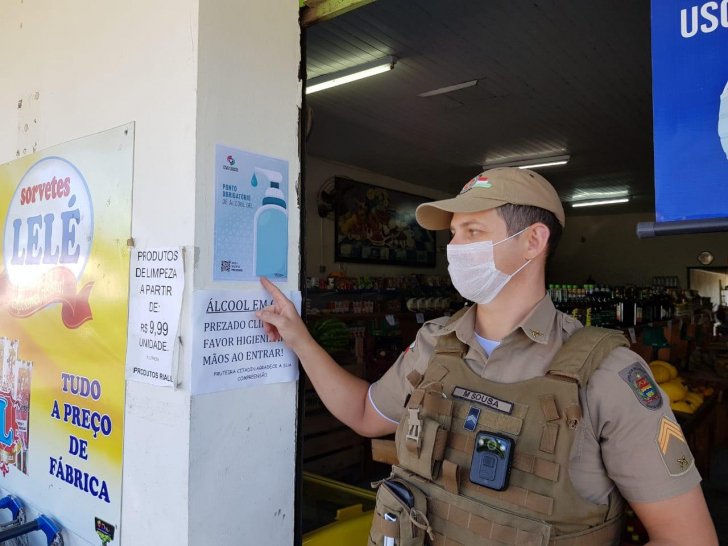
299, 1, 728, 544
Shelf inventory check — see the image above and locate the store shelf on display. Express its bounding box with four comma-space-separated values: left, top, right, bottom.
304, 362, 362, 391
306, 311, 446, 322
617, 319, 673, 332
303, 427, 364, 464
307, 286, 448, 295
304, 410, 347, 436
615, 317, 709, 334
307, 288, 400, 295
302, 406, 368, 481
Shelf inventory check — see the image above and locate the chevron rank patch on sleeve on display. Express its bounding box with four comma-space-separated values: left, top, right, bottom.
656, 415, 694, 477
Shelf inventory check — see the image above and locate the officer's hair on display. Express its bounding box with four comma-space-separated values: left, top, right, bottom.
496, 204, 562, 262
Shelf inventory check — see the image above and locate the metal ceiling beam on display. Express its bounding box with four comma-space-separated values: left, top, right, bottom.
300, 0, 375, 28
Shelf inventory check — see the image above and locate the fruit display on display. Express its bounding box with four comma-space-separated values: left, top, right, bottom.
309, 319, 352, 355
649, 360, 714, 414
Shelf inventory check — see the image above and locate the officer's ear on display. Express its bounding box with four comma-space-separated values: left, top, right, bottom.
523, 223, 550, 262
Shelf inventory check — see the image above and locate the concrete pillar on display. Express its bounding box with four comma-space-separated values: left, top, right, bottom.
188, 0, 302, 544
0, 1, 301, 544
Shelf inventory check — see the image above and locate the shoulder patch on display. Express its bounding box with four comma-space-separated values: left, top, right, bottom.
404, 341, 416, 355
655, 414, 694, 476
618, 362, 663, 410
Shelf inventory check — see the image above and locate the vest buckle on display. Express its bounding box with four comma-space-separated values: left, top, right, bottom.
406, 408, 423, 450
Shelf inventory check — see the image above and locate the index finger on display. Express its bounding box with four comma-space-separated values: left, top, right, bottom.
260, 276, 291, 308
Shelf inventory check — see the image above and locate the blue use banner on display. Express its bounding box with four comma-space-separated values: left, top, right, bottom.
652, 0, 728, 222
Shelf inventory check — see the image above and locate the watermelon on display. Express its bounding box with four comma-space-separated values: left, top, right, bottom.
309, 319, 351, 355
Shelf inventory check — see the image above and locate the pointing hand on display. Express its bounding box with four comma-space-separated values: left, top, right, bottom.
256, 277, 311, 353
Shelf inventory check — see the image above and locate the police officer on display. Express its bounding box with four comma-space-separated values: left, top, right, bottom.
257, 168, 717, 545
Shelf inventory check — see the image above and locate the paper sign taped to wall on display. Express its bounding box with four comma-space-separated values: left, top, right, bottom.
191, 290, 301, 394
126, 247, 184, 386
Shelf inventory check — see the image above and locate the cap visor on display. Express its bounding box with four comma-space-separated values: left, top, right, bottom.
416, 197, 506, 230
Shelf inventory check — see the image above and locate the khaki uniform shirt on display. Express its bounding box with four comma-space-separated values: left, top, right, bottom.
369, 296, 701, 505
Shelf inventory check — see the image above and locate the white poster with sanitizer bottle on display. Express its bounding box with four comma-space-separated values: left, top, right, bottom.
213, 144, 289, 282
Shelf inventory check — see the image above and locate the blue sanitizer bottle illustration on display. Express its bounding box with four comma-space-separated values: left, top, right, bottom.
720, 81, 728, 160
253, 167, 288, 279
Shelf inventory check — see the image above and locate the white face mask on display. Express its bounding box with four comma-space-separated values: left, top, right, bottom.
447, 228, 531, 304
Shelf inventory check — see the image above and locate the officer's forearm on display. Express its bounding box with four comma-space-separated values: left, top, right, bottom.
632, 487, 718, 546
296, 337, 372, 434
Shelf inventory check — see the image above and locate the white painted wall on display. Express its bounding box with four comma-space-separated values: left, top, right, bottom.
189, 1, 301, 545
547, 212, 728, 288
690, 269, 728, 307
0, 1, 199, 545
1, 0, 301, 544
306, 156, 451, 278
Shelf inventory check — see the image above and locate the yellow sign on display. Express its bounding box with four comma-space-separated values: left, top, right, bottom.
0, 125, 133, 544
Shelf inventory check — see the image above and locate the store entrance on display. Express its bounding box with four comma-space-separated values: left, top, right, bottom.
298, 1, 728, 544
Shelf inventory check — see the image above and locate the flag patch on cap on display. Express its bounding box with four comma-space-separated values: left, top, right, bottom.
460, 175, 492, 194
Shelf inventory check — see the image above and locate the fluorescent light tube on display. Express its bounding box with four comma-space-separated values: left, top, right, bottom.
571, 198, 630, 208
482, 154, 570, 170
517, 159, 569, 169
419, 79, 478, 97
306, 56, 397, 95
572, 190, 629, 200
